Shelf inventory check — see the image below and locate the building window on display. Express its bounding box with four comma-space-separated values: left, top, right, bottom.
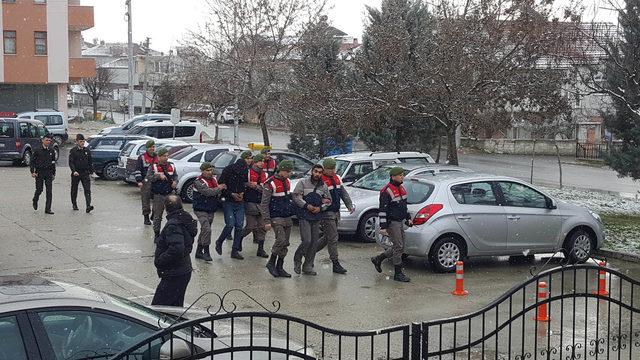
3, 31, 16, 54
34, 32, 47, 55
2, 0, 17, 3
34, 0, 46, 3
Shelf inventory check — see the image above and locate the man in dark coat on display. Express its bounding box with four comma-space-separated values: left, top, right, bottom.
31, 133, 56, 214
68, 134, 94, 213
151, 195, 198, 307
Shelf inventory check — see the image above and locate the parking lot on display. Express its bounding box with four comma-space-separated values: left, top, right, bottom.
2, 153, 639, 333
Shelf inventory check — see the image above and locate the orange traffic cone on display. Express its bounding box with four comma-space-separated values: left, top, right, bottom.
593, 261, 609, 297
534, 282, 550, 322
451, 261, 469, 296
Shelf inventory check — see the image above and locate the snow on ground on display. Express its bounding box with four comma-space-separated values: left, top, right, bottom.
544, 187, 640, 215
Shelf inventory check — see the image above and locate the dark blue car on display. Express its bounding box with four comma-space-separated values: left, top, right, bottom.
88, 134, 151, 180
0, 118, 59, 166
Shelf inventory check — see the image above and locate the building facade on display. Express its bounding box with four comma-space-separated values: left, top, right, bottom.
0, 0, 95, 116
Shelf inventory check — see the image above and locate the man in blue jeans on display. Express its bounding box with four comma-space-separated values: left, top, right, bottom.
215, 150, 253, 259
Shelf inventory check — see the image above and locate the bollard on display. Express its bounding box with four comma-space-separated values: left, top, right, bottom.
451, 261, 469, 296
534, 282, 550, 322
593, 261, 609, 297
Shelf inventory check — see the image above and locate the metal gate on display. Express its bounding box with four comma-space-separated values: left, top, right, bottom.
110, 264, 639, 359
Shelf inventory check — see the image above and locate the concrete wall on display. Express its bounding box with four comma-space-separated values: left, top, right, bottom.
47, 0, 70, 84
462, 138, 576, 156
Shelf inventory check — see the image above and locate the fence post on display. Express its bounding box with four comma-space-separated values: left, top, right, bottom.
411, 322, 422, 360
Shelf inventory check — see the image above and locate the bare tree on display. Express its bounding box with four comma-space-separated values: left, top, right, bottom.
82, 67, 115, 120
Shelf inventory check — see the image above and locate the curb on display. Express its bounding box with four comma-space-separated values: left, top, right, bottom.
595, 249, 640, 263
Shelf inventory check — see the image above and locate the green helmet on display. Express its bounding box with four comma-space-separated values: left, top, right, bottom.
389, 167, 404, 176
156, 148, 169, 157
200, 162, 213, 171
253, 154, 265, 162
322, 158, 337, 170
145, 140, 155, 149
278, 160, 294, 172
241, 150, 253, 159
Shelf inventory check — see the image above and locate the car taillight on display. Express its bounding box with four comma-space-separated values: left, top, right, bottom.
15, 140, 21, 150
413, 204, 444, 225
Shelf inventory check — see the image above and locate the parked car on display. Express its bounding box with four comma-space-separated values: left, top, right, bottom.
17, 110, 68, 145
117, 139, 190, 183
99, 113, 171, 135
217, 106, 243, 124
0, 118, 59, 166
87, 134, 151, 180
208, 149, 314, 179
0, 275, 312, 359
340, 164, 472, 242
171, 144, 249, 202
379, 172, 604, 272
127, 119, 206, 143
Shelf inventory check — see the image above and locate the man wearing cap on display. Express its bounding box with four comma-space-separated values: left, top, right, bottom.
31, 133, 57, 214
261, 160, 296, 278
261, 148, 277, 177
242, 154, 269, 258
68, 134, 94, 213
192, 162, 226, 261
371, 167, 412, 282
316, 158, 354, 274
147, 148, 178, 236
135, 140, 158, 225
292, 164, 331, 275
214, 150, 253, 259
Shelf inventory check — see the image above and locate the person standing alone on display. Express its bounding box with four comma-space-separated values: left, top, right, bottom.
147, 148, 177, 236
31, 133, 56, 214
135, 140, 157, 225
193, 162, 226, 261
68, 134, 94, 213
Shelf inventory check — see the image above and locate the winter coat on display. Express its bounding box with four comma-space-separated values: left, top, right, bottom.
154, 209, 197, 278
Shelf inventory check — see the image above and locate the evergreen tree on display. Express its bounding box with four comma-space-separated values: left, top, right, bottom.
604, 0, 640, 179
154, 80, 178, 114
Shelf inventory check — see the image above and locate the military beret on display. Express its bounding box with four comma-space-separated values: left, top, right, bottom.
145, 140, 155, 149
278, 160, 294, 171
156, 148, 169, 156
200, 162, 213, 171
76, 133, 85, 141
241, 150, 253, 159
389, 167, 404, 176
322, 158, 337, 169
253, 154, 265, 162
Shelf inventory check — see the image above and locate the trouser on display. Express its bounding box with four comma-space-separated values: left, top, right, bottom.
33, 176, 53, 211
70, 173, 91, 208
271, 217, 293, 257
195, 211, 215, 246
295, 219, 321, 269
383, 221, 405, 266
317, 213, 340, 261
242, 203, 266, 243
216, 202, 245, 252
152, 193, 167, 234
151, 272, 191, 307
141, 180, 152, 216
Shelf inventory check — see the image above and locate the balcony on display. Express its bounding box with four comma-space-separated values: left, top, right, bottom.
68, 5, 94, 31
69, 58, 96, 81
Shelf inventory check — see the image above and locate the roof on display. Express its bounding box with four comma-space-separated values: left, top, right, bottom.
412, 172, 522, 184
0, 275, 105, 306
82, 42, 164, 58
331, 151, 432, 161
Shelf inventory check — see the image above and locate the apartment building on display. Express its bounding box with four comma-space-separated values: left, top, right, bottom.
0, 0, 95, 116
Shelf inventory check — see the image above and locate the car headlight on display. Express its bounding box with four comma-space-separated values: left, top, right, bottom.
589, 210, 602, 223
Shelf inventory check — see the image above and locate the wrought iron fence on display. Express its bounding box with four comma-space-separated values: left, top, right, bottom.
108, 264, 639, 360
576, 142, 623, 159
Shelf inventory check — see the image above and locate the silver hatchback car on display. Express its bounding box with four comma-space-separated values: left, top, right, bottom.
378, 173, 604, 272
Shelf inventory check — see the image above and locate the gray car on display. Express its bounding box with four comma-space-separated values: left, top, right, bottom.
0, 275, 312, 359
99, 113, 171, 135
383, 173, 605, 272
340, 164, 473, 242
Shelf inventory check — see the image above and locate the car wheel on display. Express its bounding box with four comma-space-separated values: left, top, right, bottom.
21, 149, 32, 167
181, 178, 196, 203
564, 229, 594, 264
52, 135, 64, 145
429, 236, 464, 273
53, 146, 59, 162
102, 162, 119, 181
357, 211, 379, 243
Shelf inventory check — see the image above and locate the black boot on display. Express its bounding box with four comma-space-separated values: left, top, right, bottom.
332, 260, 347, 274
393, 266, 411, 282
215, 240, 222, 255
276, 257, 291, 278
32, 199, 38, 210
256, 242, 268, 258
72, 204, 79, 211
86, 205, 94, 213
266, 255, 279, 277
371, 254, 385, 273
201, 245, 213, 261
195, 245, 204, 259
144, 214, 151, 225
231, 251, 244, 260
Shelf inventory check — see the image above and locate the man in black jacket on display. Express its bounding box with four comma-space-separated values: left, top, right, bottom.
214, 150, 253, 259
68, 134, 94, 213
30, 133, 56, 214
151, 195, 197, 307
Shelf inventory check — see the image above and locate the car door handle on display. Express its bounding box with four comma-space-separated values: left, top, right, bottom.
507, 215, 521, 221
457, 215, 471, 221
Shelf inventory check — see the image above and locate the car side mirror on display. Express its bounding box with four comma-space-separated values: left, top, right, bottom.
546, 198, 557, 210
159, 338, 192, 360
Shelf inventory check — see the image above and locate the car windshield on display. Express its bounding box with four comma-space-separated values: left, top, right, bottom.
121, 142, 137, 157
170, 147, 198, 160
351, 167, 410, 191
334, 159, 349, 176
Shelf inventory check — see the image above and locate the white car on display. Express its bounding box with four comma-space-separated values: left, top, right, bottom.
99, 113, 171, 135
17, 110, 68, 145
171, 144, 249, 201
127, 119, 207, 143
117, 139, 191, 183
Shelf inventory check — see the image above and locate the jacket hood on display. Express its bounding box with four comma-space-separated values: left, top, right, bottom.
167, 210, 198, 237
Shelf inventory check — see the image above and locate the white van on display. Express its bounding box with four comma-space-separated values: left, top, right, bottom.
126, 119, 206, 143
17, 110, 68, 145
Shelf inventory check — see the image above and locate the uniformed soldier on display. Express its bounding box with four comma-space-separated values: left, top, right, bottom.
261, 160, 296, 278
68, 134, 94, 213
30, 133, 56, 214
261, 148, 277, 177
192, 162, 226, 261
292, 164, 331, 275
147, 148, 178, 236
242, 154, 269, 258
316, 158, 354, 274
371, 167, 413, 282
135, 140, 158, 225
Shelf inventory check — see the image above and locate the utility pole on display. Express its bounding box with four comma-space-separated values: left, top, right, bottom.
141, 37, 150, 115
126, 0, 135, 119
